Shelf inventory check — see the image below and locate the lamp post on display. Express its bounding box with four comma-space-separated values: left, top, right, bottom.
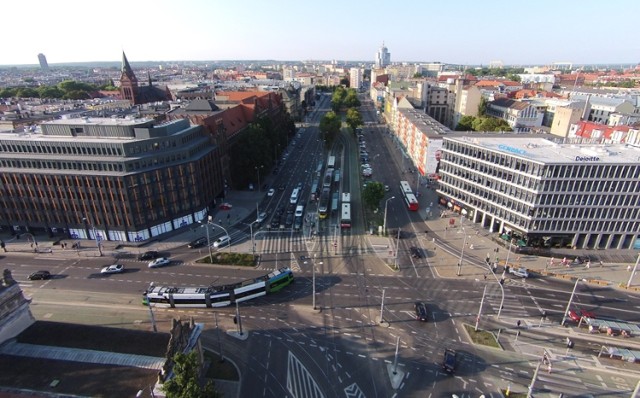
457, 227, 467, 276
505, 238, 514, 270
198, 216, 213, 263
394, 228, 400, 270
82, 217, 102, 256
249, 220, 258, 256
383, 196, 395, 235
255, 165, 264, 192
561, 277, 586, 326
626, 253, 640, 288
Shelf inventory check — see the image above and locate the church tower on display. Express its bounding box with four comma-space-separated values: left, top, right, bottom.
119, 52, 139, 104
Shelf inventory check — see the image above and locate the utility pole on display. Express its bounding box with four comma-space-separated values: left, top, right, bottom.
214, 312, 224, 362
379, 288, 386, 324
475, 285, 487, 332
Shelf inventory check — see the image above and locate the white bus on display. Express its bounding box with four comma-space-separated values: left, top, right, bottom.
290, 188, 301, 204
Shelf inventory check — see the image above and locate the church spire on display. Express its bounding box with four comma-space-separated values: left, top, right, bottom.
121, 51, 136, 81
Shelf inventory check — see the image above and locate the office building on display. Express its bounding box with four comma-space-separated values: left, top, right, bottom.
437, 136, 640, 250
350, 67, 362, 90
0, 117, 222, 242
37, 53, 48, 70
375, 42, 391, 69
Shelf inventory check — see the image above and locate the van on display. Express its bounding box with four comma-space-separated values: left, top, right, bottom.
290, 188, 300, 204
295, 205, 304, 217
213, 235, 231, 248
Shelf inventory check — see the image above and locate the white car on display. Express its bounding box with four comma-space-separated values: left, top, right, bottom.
267, 188, 275, 197
361, 164, 371, 169
510, 267, 529, 278
101, 264, 124, 274
148, 257, 170, 268
213, 235, 231, 248
256, 212, 267, 223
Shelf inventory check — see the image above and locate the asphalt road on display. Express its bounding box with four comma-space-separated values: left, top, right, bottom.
7, 95, 640, 397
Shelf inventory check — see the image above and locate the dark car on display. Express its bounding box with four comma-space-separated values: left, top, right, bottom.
28, 270, 51, 280
442, 349, 457, 374
410, 246, 423, 259
285, 213, 294, 227
414, 301, 428, 321
391, 229, 407, 239
187, 237, 208, 249
138, 251, 159, 261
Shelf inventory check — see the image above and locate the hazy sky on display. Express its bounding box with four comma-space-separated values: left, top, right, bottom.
2, 0, 639, 66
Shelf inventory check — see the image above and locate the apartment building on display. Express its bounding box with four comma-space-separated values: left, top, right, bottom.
0, 118, 222, 242
437, 136, 640, 250
487, 98, 543, 132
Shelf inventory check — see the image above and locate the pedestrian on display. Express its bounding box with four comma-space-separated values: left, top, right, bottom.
547, 363, 552, 373
585, 261, 590, 269
599, 260, 603, 267
484, 274, 487, 280
628, 265, 632, 272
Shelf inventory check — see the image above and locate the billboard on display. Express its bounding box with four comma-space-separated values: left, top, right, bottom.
424, 139, 443, 175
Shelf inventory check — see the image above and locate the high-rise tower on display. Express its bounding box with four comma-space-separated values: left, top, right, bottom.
37, 53, 49, 70
374, 42, 391, 69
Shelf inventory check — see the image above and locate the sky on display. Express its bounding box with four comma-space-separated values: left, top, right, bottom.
2, 0, 639, 66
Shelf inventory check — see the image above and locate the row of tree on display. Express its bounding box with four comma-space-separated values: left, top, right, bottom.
0, 80, 117, 100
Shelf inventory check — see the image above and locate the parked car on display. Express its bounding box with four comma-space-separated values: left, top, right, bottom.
267, 188, 275, 197
384, 185, 390, 191
28, 270, 51, 280
509, 267, 529, 278
138, 251, 159, 261
148, 257, 171, 268
187, 237, 208, 249
219, 203, 233, 210
442, 349, 457, 374
101, 264, 125, 274
414, 301, 428, 321
213, 235, 231, 248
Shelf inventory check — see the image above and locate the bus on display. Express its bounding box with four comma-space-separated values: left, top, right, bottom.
318, 188, 330, 219
341, 204, 351, 229
310, 179, 319, 202
290, 188, 301, 204
334, 170, 340, 187
323, 168, 334, 188
399, 180, 419, 211
331, 192, 339, 213
327, 155, 336, 169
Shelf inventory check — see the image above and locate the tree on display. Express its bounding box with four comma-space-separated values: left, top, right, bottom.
478, 97, 488, 117
362, 182, 385, 211
331, 86, 347, 112
38, 86, 64, 98
343, 89, 361, 108
345, 108, 363, 133
319, 111, 342, 147
15, 88, 39, 98
229, 123, 273, 189
162, 351, 219, 398
0, 87, 17, 98
455, 115, 475, 131
472, 116, 512, 132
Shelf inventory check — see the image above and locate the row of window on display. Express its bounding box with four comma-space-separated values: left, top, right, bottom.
537, 192, 638, 208
442, 141, 545, 177
531, 219, 639, 234
0, 141, 124, 156
541, 178, 640, 193
534, 204, 639, 222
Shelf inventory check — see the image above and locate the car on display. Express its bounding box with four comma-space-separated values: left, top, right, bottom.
384, 185, 390, 192
28, 270, 51, 280
213, 235, 231, 248
267, 188, 275, 197
442, 349, 457, 374
509, 267, 529, 278
410, 246, 423, 259
270, 218, 280, 229
278, 184, 286, 191
361, 164, 371, 169
148, 257, 170, 268
256, 212, 267, 224
219, 202, 233, 210
138, 251, 159, 261
187, 237, 208, 248
101, 264, 124, 274
414, 301, 428, 321
285, 213, 294, 227
568, 309, 596, 322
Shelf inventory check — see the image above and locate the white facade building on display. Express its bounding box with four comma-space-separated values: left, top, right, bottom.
375, 42, 391, 69
437, 136, 640, 250
350, 68, 362, 90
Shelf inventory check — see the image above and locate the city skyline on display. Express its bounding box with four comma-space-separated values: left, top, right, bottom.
1, 0, 639, 66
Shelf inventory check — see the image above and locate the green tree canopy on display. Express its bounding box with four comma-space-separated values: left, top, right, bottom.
229, 123, 275, 189
162, 351, 219, 398
345, 108, 363, 133
343, 89, 361, 108
319, 111, 342, 147
478, 97, 488, 117
37, 86, 65, 98
472, 116, 512, 132
15, 88, 39, 98
362, 182, 385, 211
455, 115, 475, 131
331, 86, 347, 112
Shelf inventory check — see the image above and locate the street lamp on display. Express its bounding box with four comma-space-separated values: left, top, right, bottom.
82, 217, 103, 257
383, 196, 395, 235
561, 277, 587, 326
457, 227, 467, 276
255, 165, 264, 192
198, 216, 213, 263
249, 220, 258, 256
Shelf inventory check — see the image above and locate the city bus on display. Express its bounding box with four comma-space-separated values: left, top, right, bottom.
318, 188, 330, 219
340, 203, 351, 229
323, 168, 334, 188
399, 180, 419, 211
290, 188, 301, 204
331, 192, 339, 213
310, 179, 319, 202
327, 155, 336, 169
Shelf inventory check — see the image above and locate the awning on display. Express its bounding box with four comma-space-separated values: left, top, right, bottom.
517, 239, 526, 247
501, 234, 511, 241
461, 209, 468, 215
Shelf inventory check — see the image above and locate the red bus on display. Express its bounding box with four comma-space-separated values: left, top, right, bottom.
400, 181, 419, 211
